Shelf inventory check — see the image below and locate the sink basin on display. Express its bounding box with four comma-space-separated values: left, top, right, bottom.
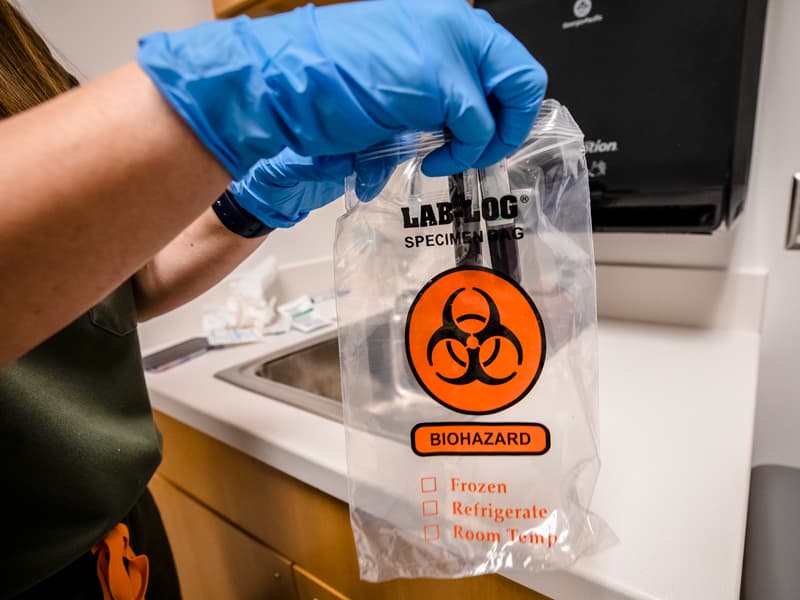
215, 317, 429, 433
215, 332, 343, 422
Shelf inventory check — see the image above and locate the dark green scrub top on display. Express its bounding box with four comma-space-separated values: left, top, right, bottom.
0, 281, 162, 598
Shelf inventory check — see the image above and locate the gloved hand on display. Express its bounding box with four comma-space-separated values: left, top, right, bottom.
229, 149, 352, 229
136, 0, 546, 180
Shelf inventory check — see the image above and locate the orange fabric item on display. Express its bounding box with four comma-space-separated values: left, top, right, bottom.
91, 523, 149, 600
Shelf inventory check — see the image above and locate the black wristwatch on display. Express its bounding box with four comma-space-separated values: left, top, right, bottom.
212, 189, 273, 238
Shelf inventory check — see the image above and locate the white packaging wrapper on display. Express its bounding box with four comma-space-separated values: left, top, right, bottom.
202, 256, 288, 343
333, 100, 613, 581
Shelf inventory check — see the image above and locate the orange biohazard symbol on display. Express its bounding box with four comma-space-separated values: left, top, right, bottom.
405, 267, 546, 414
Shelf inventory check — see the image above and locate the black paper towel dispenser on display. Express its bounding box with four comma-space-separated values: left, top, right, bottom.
475, 0, 768, 233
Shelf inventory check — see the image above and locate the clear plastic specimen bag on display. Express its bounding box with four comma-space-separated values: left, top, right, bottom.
334, 100, 610, 580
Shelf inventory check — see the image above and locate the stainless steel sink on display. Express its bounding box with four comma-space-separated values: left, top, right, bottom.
215, 332, 344, 422
215, 314, 429, 434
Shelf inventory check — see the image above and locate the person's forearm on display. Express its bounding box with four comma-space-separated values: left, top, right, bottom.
133, 208, 265, 321
0, 63, 230, 367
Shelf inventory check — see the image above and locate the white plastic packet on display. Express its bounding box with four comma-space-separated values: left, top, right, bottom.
278, 295, 336, 333
333, 100, 612, 581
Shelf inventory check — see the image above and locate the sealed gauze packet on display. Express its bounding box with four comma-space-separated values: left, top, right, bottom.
333, 99, 613, 581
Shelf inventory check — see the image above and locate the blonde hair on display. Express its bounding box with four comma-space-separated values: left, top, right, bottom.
0, 0, 75, 118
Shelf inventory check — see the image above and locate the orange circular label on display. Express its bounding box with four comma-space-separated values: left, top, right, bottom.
405, 267, 546, 415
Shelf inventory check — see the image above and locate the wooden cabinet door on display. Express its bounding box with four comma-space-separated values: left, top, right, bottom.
294, 565, 351, 600
154, 411, 551, 600
214, 0, 350, 18
149, 474, 297, 600
212, 0, 249, 18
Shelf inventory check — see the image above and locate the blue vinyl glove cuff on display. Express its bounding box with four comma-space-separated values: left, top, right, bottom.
229, 149, 351, 229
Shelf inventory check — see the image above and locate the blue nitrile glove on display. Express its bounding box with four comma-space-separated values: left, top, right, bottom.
136, 0, 546, 180
229, 149, 351, 229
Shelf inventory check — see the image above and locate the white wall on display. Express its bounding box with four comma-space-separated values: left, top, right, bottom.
741, 0, 800, 467
18, 0, 213, 81
17, 0, 800, 466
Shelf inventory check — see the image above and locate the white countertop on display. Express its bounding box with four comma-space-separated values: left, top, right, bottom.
140, 269, 760, 600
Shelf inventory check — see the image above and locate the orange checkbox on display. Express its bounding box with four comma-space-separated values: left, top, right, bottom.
423, 524, 440, 542
422, 500, 439, 517
420, 476, 437, 493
